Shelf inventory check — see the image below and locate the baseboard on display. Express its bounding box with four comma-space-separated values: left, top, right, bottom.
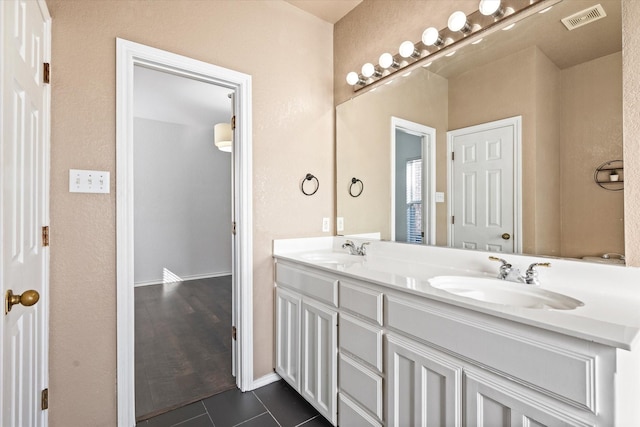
134, 271, 232, 287
250, 372, 281, 390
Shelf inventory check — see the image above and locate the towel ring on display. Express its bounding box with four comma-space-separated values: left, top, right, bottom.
301, 173, 319, 196
349, 177, 364, 197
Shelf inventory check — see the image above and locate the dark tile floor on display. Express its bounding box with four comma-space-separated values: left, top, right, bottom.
136, 380, 333, 427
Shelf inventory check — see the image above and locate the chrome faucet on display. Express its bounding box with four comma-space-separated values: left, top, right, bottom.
489, 256, 551, 286
342, 240, 370, 256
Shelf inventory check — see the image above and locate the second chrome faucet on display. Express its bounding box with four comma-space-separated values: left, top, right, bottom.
342, 240, 370, 256
489, 256, 550, 286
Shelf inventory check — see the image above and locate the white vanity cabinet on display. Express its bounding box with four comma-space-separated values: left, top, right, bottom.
274, 256, 635, 427
275, 262, 338, 425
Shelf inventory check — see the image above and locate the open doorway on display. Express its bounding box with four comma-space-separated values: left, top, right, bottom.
132, 66, 235, 420
390, 117, 436, 245
116, 39, 254, 427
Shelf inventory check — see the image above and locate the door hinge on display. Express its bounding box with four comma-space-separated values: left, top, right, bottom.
451, 151, 455, 161
231, 115, 236, 131
452, 216, 455, 225
42, 226, 49, 247
41, 388, 49, 410
232, 326, 237, 341
232, 221, 236, 235
43, 63, 50, 84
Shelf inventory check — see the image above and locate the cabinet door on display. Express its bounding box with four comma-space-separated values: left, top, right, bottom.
301, 298, 338, 425
275, 287, 301, 390
464, 369, 595, 427
386, 334, 463, 427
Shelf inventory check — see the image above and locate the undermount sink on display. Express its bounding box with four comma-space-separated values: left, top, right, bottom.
299, 252, 363, 265
428, 276, 584, 310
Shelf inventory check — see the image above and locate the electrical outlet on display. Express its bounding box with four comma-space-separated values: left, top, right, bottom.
69, 169, 110, 194
322, 217, 330, 232
337, 217, 344, 232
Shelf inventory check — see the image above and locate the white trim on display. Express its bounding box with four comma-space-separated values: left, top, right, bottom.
390, 117, 437, 245
446, 116, 522, 252
116, 39, 253, 427
133, 271, 233, 287
251, 372, 281, 389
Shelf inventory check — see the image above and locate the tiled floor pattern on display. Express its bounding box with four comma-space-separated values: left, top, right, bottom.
136, 380, 333, 427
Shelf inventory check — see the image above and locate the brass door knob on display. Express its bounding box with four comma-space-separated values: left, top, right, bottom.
5, 289, 40, 315
501, 233, 511, 240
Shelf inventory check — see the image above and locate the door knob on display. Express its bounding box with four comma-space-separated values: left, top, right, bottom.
501, 233, 511, 240
5, 289, 40, 315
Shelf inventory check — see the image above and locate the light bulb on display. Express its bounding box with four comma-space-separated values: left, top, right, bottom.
346, 72, 361, 86
448, 11, 471, 33
361, 63, 375, 78
479, 0, 504, 17
379, 52, 398, 69
422, 27, 443, 47
399, 41, 419, 59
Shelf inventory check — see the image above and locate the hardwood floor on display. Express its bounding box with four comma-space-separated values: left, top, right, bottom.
135, 276, 236, 421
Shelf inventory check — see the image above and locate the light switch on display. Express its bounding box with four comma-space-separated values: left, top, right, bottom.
322, 217, 330, 232
337, 217, 344, 232
435, 192, 445, 203
69, 169, 110, 194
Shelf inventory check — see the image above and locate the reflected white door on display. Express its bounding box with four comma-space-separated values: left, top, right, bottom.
448, 117, 521, 253
1, 1, 51, 426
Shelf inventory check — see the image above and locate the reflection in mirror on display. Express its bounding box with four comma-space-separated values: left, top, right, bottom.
336, 0, 622, 261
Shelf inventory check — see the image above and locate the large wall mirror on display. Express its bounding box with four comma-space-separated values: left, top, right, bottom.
336, 0, 623, 262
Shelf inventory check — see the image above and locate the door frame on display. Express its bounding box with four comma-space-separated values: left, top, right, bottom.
390, 117, 436, 245
446, 116, 522, 252
115, 39, 253, 426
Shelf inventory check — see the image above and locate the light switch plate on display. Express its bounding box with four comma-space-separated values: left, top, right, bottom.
337, 217, 344, 232
322, 217, 330, 232
435, 192, 445, 203
69, 169, 110, 194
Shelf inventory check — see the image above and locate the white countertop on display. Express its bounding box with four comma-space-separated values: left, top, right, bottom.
273, 237, 640, 351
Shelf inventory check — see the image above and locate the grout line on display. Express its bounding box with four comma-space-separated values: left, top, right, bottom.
249, 391, 282, 427
171, 413, 211, 427
201, 400, 217, 427
294, 415, 321, 427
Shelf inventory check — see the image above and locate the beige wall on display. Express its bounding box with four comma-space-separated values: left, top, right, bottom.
336, 68, 448, 241
46, 1, 333, 425
336, 0, 640, 266
622, 0, 640, 266
561, 52, 623, 258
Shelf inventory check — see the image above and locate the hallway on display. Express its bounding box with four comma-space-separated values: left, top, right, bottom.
135, 277, 235, 420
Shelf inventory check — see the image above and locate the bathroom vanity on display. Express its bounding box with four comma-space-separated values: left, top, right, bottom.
273, 237, 640, 426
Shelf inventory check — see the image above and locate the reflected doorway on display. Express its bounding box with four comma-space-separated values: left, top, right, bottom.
391, 117, 436, 245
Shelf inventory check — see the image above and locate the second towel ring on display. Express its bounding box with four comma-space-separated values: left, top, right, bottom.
301, 173, 319, 196
349, 177, 364, 197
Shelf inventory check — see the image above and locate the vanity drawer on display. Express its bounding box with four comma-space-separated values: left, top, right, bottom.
339, 354, 383, 420
339, 393, 383, 427
275, 262, 338, 307
339, 280, 383, 325
339, 313, 383, 372
385, 295, 597, 411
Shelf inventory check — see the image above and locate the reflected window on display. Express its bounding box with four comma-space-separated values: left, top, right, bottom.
406, 158, 423, 243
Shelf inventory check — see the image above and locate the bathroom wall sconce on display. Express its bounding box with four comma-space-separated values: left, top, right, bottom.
422, 27, 445, 48
448, 11, 472, 34
345, 0, 556, 92
379, 52, 400, 70
399, 41, 421, 59
214, 123, 232, 153
362, 63, 382, 79
479, 0, 506, 18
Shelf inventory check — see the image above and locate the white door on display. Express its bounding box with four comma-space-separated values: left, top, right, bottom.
448, 117, 521, 253
1, 1, 51, 426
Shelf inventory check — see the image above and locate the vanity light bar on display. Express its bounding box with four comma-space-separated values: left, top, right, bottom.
346, 0, 558, 91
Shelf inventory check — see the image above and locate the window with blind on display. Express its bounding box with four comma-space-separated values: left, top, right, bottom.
406, 158, 423, 243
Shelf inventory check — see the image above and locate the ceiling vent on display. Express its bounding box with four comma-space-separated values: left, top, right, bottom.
561, 4, 607, 31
